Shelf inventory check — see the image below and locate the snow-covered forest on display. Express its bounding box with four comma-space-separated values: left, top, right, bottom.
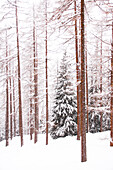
0, 0, 113, 168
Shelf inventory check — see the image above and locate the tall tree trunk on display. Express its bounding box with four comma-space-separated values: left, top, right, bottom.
90, 63, 94, 106
110, 17, 113, 146
13, 74, 16, 137
5, 30, 9, 147
85, 46, 88, 133
30, 59, 33, 140
33, 4, 39, 144
45, 0, 49, 145
74, 0, 80, 140
85, 25, 88, 133
79, 18, 81, 137
100, 29, 103, 132
15, 0, 23, 147
9, 63, 13, 140
80, 0, 87, 162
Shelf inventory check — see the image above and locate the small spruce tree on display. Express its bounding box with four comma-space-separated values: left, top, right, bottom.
50, 52, 77, 139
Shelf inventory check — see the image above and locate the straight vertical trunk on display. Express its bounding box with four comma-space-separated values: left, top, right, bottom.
79, 19, 81, 137
33, 4, 39, 144
30, 61, 33, 140
13, 75, 16, 137
85, 48, 88, 133
100, 30, 103, 132
9, 63, 13, 140
74, 0, 80, 140
81, 0, 87, 162
30, 94, 33, 140
45, 0, 49, 145
110, 18, 113, 146
15, 0, 23, 147
90, 65, 94, 105
85, 26, 88, 133
5, 30, 9, 147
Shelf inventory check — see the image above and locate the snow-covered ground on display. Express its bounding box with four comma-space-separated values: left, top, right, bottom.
0, 131, 113, 170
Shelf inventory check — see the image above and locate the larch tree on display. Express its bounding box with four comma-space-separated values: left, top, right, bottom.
13, 65, 16, 137
5, 30, 9, 147
85, 37, 89, 133
45, 0, 49, 145
30, 54, 33, 140
85, 20, 88, 133
110, 16, 113, 146
9, 62, 13, 140
15, 0, 23, 147
100, 27, 103, 132
80, 0, 87, 162
33, 4, 39, 144
74, 0, 81, 140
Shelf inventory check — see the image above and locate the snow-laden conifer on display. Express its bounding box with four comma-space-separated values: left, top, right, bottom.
50, 52, 77, 139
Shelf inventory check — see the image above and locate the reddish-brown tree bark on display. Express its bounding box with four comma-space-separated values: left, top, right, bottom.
5, 30, 9, 147
81, 0, 87, 162
33, 4, 39, 144
100, 29, 103, 132
30, 60, 33, 140
110, 18, 113, 146
15, 0, 23, 147
79, 19, 81, 137
74, 0, 80, 140
85, 47, 88, 133
13, 75, 16, 137
9, 63, 13, 140
45, 0, 49, 145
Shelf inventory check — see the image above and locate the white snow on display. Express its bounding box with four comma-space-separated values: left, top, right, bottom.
0, 131, 113, 170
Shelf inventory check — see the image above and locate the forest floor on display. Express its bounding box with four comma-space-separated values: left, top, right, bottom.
0, 131, 113, 170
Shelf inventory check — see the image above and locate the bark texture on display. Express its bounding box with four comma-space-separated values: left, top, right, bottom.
74, 0, 80, 140
5, 31, 9, 147
81, 0, 87, 162
100, 30, 103, 132
9, 63, 13, 140
110, 19, 113, 146
85, 48, 88, 133
33, 5, 39, 144
15, 0, 23, 147
45, 0, 49, 145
